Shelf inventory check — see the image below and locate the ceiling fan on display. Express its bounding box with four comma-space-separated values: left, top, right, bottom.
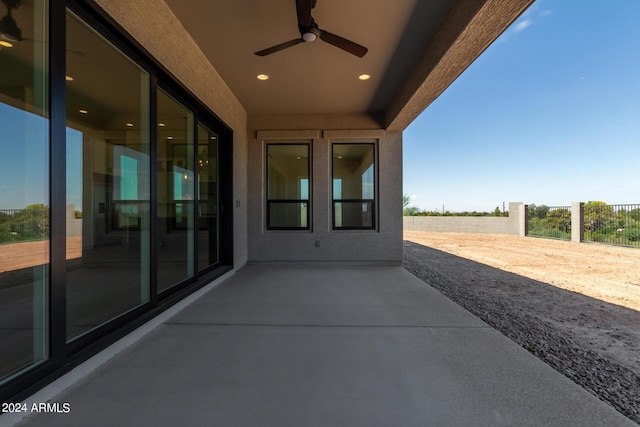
0, 0, 85, 55
254, 0, 367, 58
0, 0, 21, 45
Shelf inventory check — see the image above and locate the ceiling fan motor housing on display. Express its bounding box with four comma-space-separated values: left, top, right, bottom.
302, 26, 320, 42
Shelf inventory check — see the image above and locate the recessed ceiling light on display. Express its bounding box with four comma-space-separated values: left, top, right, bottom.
257, 74, 269, 81
65, 75, 74, 81
126, 123, 134, 127
0, 41, 13, 48
166, 136, 173, 140
358, 74, 371, 81
79, 109, 88, 114
158, 123, 166, 127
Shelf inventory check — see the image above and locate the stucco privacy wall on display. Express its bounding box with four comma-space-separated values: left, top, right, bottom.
404, 202, 526, 235
94, 0, 249, 267
248, 114, 403, 263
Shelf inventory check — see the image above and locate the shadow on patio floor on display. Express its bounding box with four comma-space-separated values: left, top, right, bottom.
403, 240, 640, 423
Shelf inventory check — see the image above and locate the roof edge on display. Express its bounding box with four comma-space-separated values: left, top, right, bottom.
385, 0, 535, 132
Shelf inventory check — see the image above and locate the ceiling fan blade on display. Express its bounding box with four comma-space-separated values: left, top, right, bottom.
22, 38, 86, 56
318, 29, 368, 57
254, 38, 304, 56
296, 0, 317, 28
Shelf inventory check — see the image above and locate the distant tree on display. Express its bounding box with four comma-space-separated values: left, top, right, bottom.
546, 208, 571, 233
0, 204, 49, 243
404, 206, 421, 216
527, 204, 550, 220
402, 194, 422, 216
584, 201, 613, 232
492, 206, 502, 217
403, 194, 411, 209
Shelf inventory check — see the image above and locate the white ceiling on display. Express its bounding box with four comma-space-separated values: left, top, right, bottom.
164, 0, 455, 117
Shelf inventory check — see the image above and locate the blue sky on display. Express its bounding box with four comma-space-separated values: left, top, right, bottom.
0, 105, 49, 210
403, 0, 640, 213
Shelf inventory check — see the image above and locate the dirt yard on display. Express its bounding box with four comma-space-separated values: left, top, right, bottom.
0, 237, 82, 274
404, 231, 640, 311
403, 231, 640, 423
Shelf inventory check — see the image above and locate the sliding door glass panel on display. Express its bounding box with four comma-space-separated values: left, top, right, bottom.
0, 0, 49, 382
65, 11, 150, 341
197, 123, 218, 271
157, 90, 194, 292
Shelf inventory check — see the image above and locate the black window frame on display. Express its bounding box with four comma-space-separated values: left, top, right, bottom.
266, 143, 311, 231
331, 143, 376, 230
0, 0, 234, 404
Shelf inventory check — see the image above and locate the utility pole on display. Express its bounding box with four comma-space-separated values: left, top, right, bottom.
502, 201, 506, 217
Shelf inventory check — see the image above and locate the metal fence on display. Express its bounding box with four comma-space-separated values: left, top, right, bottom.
583, 203, 640, 247
526, 205, 571, 241
0, 207, 50, 244
0, 209, 23, 217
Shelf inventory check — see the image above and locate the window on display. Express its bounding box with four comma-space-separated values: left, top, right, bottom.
332, 144, 375, 229
65, 10, 151, 341
157, 89, 195, 292
267, 144, 310, 230
0, 0, 234, 400
0, 0, 49, 383
197, 123, 219, 270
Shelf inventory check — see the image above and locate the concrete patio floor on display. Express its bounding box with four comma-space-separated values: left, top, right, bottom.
10, 264, 635, 426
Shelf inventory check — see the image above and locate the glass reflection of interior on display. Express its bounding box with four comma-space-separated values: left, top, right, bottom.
0, 0, 49, 382
65, 11, 150, 341
157, 90, 194, 292
332, 144, 375, 229
267, 144, 310, 229
197, 123, 219, 271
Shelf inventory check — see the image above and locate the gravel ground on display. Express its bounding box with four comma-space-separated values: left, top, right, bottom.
402, 239, 640, 424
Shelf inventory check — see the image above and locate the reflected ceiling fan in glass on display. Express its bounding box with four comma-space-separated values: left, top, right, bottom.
0, 0, 85, 56
0, 0, 22, 46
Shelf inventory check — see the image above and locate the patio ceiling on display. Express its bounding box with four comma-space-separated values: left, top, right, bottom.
165, 0, 533, 129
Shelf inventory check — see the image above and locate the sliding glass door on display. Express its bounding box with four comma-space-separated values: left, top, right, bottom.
0, 1, 231, 397
0, 0, 50, 381
197, 123, 219, 270
156, 89, 195, 291
65, 11, 151, 341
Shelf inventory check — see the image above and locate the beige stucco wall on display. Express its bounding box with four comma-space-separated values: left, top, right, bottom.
93, 0, 249, 267
90, 3, 405, 265
403, 203, 525, 235
247, 114, 403, 263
